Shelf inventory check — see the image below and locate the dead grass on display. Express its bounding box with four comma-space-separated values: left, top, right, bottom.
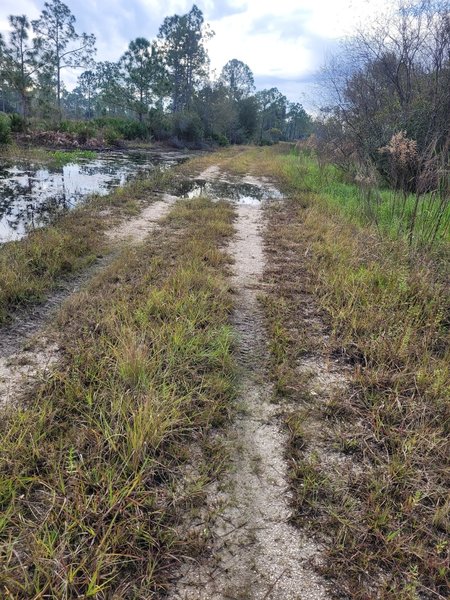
0, 197, 237, 598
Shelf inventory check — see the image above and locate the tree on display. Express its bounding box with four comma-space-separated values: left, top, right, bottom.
195, 82, 238, 142
78, 70, 97, 118
321, 0, 450, 183
158, 5, 213, 112
95, 61, 125, 116
219, 59, 255, 101
32, 0, 96, 119
119, 38, 165, 121
285, 102, 312, 140
256, 88, 288, 142
2, 16, 37, 116
238, 96, 258, 139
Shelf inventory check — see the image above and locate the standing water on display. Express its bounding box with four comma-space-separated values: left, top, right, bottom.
0, 150, 187, 242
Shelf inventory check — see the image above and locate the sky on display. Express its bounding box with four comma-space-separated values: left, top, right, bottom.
0, 0, 389, 111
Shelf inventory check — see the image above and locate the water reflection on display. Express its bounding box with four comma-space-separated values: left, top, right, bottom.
0, 151, 184, 242
175, 179, 283, 205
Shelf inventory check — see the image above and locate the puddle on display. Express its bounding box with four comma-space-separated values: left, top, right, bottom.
174, 178, 283, 204
0, 150, 187, 242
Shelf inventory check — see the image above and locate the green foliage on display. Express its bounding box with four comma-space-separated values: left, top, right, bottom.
219, 59, 255, 101
115, 119, 150, 140
103, 126, 122, 146
49, 149, 97, 165
8, 113, 27, 133
238, 96, 258, 139
0, 198, 236, 596
0, 113, 12, 145
31, 0, 96, 115
148, 109, 171, 140
252, 144, 449, 597
57, 119, 98, 141
279, 151, 449, 247
172, 111, 204, 142
157, 5, 212, 113
212, 132, 229, 146
0, 3, 313, 146
93, 117, 150, 140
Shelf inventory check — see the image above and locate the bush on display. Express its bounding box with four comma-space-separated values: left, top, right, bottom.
103, 126, 121, 146
172, 112, 204, 142
211, 132, 229, 147
9, 113, 27, 133
93, 117, 150, 141
0, 113, 12, 145
119, 120, 150, 140
56, 120, 98, 142
148, 110, 172, 140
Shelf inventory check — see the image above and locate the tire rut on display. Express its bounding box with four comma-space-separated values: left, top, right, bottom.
0, 193, 177, 408
168, 174, 329, 599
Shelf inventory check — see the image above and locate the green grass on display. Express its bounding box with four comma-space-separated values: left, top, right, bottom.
48, 149, 97, 165
0, 197, 236, 597
197, 146, 449, 598
277, 151, 450, 248
195, 145, 449, 249
0, 145, 96, 165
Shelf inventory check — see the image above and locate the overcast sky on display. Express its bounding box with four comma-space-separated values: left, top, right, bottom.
0, 0, 388, 111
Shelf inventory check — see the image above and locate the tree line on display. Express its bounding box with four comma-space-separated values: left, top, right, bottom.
0, 0, 312, 145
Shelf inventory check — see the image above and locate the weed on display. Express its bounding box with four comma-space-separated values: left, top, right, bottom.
49, 149, 97, 165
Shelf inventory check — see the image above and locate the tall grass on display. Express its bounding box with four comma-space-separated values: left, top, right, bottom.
278, 152, 450, 248
0, 197, 236, 597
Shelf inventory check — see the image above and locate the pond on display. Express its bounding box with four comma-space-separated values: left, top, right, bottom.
0, 150, 188, 243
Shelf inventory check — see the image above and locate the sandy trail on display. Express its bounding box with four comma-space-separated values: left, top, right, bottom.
168, 173, 328, 599
0, 194, 176, 408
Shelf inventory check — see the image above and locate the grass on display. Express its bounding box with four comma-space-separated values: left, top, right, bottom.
205, 146, 449, 598
191, 145, 449, 249
0, 196, 236, 597
277, 151, 449, 248
0, 143, 55, 162
0, 144, 96, 165
48, 149, 97, 165
0, 167, 176, 324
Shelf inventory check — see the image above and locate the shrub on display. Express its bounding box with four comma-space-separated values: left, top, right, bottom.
0, 113, 12, 145
269, 128, 283, 143
9, 113, 27, 133
379, 131, 419, 192
93, 117, 150, 141
148, 110, 172, 140
118, 119, 150, 140
77, 123, 98, 143
104, 126, 121, 146
212, 132, 229, 147
172, 112, 204, 142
